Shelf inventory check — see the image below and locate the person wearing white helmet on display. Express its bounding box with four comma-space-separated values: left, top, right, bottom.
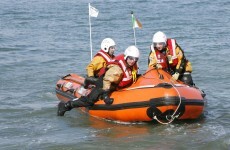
103, 45, 140, 90
57, 46, 140, 116
84, 38, 116, 88
148, 31, 194, 86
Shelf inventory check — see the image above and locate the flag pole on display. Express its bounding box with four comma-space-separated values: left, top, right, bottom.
89, 3, 93, 60
133, 27, 136, 46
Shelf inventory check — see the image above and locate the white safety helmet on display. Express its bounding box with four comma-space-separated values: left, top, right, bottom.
101, 38, 116, 52
124, 45, 140, 60
152, 31, 167, 44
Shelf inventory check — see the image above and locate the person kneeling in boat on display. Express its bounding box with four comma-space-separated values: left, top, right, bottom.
148, 31, 194, 86
84, 38, 116, 88
57, 45, 140, 116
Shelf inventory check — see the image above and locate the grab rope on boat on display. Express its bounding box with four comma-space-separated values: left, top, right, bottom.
142, 68, 183, 125
152, 82, 182, 125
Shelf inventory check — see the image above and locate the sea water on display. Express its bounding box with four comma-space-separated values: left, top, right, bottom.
0, 0, 230, 149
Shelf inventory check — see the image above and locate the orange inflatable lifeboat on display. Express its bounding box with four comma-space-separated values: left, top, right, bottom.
55, 68, 207, 124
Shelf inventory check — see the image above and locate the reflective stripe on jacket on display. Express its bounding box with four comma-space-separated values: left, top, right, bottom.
86, 50, 114, 77
95, 50, 114, 63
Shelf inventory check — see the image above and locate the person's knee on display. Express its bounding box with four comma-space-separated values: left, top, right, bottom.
87, 88, 104, 103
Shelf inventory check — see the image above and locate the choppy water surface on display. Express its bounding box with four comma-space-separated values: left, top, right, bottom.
0, 0, 229, 149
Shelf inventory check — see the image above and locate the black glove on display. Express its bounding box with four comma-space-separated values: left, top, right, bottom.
84, 76, 98, 88
104, 97, 114, 105
102, 91, 114, 105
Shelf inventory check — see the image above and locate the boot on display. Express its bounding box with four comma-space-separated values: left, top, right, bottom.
57, 101, 73, 116
57, 97, 94, 116
101, 91, 114, 105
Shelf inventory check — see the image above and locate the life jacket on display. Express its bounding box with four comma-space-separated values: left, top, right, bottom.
150, 45, 168, 69
94, 49, 114, 63
150, 39, 178, 69
166, 39, 178, 67
109, 54, 138, 88
95, 50, 114, 77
